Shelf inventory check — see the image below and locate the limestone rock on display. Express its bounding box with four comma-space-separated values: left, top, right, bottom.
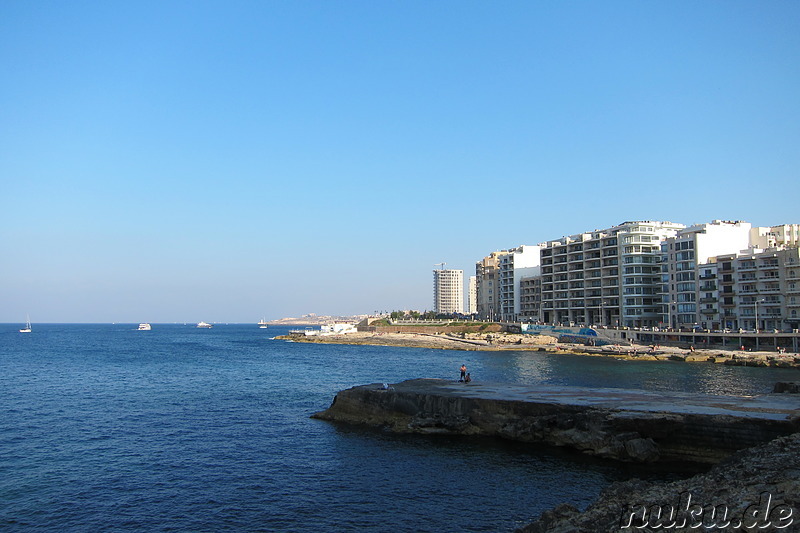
516, 432, 800, 532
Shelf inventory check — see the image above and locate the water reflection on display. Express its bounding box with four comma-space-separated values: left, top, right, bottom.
469, 349, 800, 397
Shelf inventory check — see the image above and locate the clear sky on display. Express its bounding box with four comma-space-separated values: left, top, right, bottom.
2, 1, 799, 323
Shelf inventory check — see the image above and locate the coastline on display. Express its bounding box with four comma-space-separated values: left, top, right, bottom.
278, 331, 800, 369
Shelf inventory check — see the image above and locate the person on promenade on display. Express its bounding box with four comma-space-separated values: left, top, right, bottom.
459, 364, 467, 382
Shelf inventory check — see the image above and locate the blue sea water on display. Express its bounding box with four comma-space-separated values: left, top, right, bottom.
3, 324, 800, 532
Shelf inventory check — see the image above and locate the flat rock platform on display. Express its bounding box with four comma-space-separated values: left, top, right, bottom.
313, 378, 800, 463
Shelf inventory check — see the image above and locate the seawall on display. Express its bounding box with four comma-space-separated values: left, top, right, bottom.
312, 378, 800, 464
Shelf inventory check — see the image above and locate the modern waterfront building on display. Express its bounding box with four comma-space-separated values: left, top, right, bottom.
475, 251, 507, 321
662, 221, 752, 330
433, 268, 464, 314
539, 221, 685, 327
519, 275, 541, 322
475, 218, 799, 331
661, 221, 800, 331
715, 246, 800, 332
751, 224, 800, 249
498, 245, 541, 321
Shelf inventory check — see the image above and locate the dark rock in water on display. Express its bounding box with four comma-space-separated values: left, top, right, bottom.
515, 432, 800, 532
312, 378, 800, 464
774, 382, 800, 393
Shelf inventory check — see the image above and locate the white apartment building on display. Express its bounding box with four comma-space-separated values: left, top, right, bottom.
663, 220, 752, 329
716, 246, 800, 332
662, 221, 800, 331
539, 221, 684, 327
475, 251, 507, 320
433, 268, 464, 314
498, 245, 541, 321
751, 224, 800, 249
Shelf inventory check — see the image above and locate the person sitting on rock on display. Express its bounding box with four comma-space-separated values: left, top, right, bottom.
464, 373, 472, 383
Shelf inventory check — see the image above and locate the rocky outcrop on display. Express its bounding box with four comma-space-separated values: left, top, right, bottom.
516, 432, 800, 532
312, 379, 800, 464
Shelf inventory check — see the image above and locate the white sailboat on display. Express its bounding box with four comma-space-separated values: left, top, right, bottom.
258, 318, 269, 329
20, 315, 32, 333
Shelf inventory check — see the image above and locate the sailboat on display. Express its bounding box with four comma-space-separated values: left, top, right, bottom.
258, 318, 269, 329
20, 315, 32, 333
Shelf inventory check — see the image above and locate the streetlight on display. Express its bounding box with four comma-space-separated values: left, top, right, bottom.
754, 298, 765, 334
599, 296, 604, 327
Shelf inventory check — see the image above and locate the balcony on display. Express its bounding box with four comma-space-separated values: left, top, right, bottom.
699, 297, 717, 303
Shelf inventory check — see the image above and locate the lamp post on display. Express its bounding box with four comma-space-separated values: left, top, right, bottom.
599, 296, 604, 327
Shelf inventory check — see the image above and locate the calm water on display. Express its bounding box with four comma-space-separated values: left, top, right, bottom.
3, 324, 800, 532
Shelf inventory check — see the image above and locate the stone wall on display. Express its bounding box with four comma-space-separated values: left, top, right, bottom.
359, 324, 504, 334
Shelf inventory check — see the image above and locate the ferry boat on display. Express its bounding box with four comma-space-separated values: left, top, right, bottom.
138, 323, 152, 331
197, 321, 213, 328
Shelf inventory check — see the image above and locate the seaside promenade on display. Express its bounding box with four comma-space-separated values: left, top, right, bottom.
281, 329, 800, 369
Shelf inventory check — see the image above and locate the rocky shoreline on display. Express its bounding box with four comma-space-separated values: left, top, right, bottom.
280, 331, 800, 369
312, 378, 800, 531
517, 431, 800, 532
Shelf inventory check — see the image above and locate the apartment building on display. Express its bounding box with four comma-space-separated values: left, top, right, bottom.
662, 222, 800, 331
475, 251, 507, 320
433, 268, 464, 314
751, 224, 800, 248
519, 275, 541, 322
663, 221, 752, 329
498, 245, 541, 321
716, 247, 800, 332
539, 221, 684, 327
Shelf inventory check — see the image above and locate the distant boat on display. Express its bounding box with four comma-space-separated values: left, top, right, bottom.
258, 318, 269, 329
138, 323, 152, 331
197, 321, 213, 328
20, 315, 32, 333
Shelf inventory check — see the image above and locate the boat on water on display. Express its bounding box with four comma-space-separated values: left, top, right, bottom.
258, 318, 269, 329
20, 315, 31, 333
197, 321, 213, 328
138, 323, 152, 331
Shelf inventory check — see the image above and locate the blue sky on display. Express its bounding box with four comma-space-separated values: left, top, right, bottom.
2, 1, 799, 323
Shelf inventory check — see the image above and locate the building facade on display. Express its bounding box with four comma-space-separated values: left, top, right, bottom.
519, 275, 541, 322
539, 221, 685, 327
716, 247, 800, 332
475, 252, 507, 321
498, 245, 541, 321
662, 221, 752, 330
433, 268, 464, 314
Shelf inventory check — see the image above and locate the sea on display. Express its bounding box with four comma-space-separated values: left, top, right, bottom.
3, 324, 800, 532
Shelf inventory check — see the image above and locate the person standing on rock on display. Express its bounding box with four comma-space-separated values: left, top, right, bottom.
459, 364, 467, 382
